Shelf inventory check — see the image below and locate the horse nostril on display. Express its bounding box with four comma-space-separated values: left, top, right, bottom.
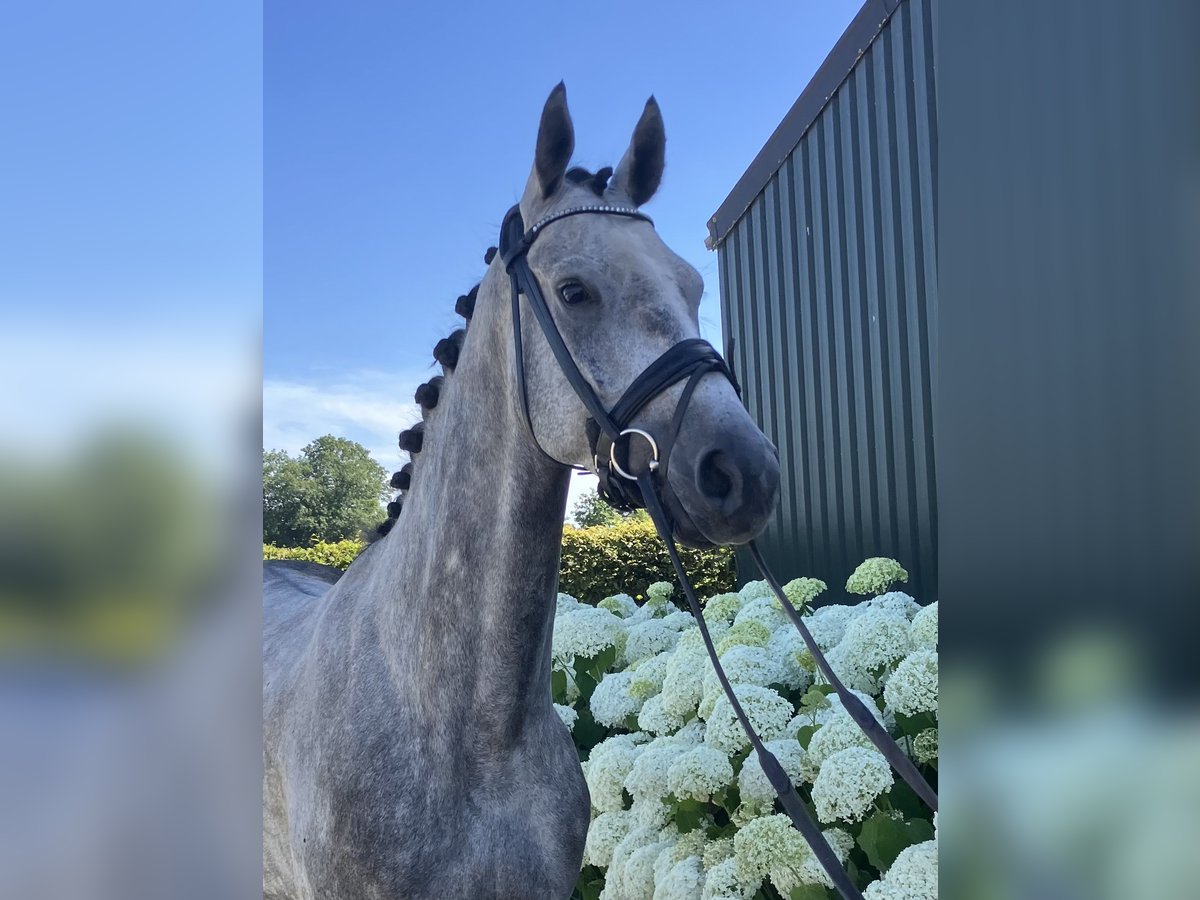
697, 449, 735, 502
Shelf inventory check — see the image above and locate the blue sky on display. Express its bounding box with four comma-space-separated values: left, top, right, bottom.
0, 1, 261, 473
0, 0, 861, 492
264, 0, 863, 494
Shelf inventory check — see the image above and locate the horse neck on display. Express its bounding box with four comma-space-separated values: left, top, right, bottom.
365, 269, 571, 744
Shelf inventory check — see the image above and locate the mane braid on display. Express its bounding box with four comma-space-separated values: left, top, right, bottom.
564, 165, 613, 196
371, 164, 617, 539
369, 267, 488, 541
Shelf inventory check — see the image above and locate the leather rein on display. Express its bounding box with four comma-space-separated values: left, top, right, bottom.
499, 202, 936, 900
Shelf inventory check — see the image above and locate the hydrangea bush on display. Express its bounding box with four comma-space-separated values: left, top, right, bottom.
553, 559, 937, 900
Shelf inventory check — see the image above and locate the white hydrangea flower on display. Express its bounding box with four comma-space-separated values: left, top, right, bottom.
666, 830, 709, 868
864, 591, 921, 619
800, 706, 874, 781
788, 827, 854, 889
766, 627, 813, 692
782, 576, 827, 608
638, 694, 686, 736
626, 618, 683, 665
822, 609, 914, 693
624, 736, 682, 801
715, 620, 772, 656
823, 642, 879, 694
674, 719, 705, 746
660, 610, 695, 631
702, 836, 735, 871
629, 797, 672, 830
557, 591, 585, 614
660, 641, 710, 720
700, 857, 756, 900
681, 628, 724, 657
702, 592, 743, 625
652, 841, 680, 891
884, 649, 938, 716
812, 746, 893, 823
608, 826, 672, 900
653, 856, 705, 900
554, 703, 578, 730
701, 645, 780, 710
704, 685, 794, 754
845, 557, 908, 596
739, 579, 774, 601
592, 670, 644, 728
738, 738, 805, 807
586, 733, 648, 812
599, 593, 640, 618
583, 808, 630, 867
646, 580, 675, 604
803, 604, 857, 650
553, 606, 626, 668
733, 596, 787, 632
863, 839, 937, 900
913, 728, 938, 763
909, 601, 938, 651
629, 651, 674, 700
837, 608, 913, 672
666, 745, 734, 802
732, 813, 811, 889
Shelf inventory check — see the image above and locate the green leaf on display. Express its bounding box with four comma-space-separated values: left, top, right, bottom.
573, 868, 605, 900
575, 670, 598, 704
886, 779, 936, 821
712, 784, 741, 815
795, 724, 818, 749
588, 644, 618, 679
893, 711, 936, 737
790, 885, 837, 900
572, 707, 609, 756
551, 669, 567, 704
856, 810, 936, 872
672, 797, 709, 832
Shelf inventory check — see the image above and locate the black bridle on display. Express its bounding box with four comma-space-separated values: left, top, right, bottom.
499, 202, 936, 900
500, 202, 737, 515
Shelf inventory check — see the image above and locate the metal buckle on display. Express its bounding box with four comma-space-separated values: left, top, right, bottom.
609, 428, 659, 481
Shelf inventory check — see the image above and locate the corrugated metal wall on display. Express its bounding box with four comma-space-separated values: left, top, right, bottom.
716, 0, 937, 600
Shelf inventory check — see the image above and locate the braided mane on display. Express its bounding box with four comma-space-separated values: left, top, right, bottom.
369, 167, 613, 539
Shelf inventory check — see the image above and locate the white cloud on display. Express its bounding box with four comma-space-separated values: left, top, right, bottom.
262, 369, 426, 475
0, 322, 257, 477
265, 369, 610, 523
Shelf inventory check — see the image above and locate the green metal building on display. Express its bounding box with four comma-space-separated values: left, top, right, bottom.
709, 0, 937, 600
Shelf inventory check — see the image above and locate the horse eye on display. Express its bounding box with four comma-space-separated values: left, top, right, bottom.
557, 282, 592, 306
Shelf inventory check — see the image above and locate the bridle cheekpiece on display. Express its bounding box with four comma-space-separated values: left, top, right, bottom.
498, 201, 738, 518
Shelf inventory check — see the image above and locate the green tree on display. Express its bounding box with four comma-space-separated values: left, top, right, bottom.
568, 490, 650, 529
263, 436, 389, 546
569, 491, 623, 528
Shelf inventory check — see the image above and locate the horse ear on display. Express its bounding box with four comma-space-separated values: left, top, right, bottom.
527, 82, 575, 201
611, 96, 665, 207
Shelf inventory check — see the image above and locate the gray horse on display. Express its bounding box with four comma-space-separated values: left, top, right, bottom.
263, 85, 781, 900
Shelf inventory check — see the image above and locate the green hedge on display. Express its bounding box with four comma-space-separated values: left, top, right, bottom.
559, 520, 735, 604
263, 539, 364, 570
264, 522, 736, 604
